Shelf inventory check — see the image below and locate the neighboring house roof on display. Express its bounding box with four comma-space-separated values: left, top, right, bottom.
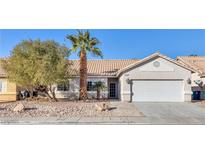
116, 52, 195, 76
70, 59, 139, 76
177, 56, 205, 77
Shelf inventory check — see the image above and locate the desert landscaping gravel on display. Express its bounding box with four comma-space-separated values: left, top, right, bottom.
0, 101, 143, 118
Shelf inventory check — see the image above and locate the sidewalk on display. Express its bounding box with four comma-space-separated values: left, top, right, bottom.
1, 116, 205, 124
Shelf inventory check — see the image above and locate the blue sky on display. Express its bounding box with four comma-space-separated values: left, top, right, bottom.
0, 29, 205, 59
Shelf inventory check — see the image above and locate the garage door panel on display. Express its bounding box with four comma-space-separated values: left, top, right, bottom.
132, 80, 184, 102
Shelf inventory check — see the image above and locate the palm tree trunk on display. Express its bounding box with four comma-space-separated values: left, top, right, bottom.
79, 50, 88, 101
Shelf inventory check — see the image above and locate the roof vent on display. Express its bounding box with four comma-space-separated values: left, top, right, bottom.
153, 61, 160, 67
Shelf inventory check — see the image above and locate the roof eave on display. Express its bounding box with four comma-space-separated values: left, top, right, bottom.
117, 52, 195, 77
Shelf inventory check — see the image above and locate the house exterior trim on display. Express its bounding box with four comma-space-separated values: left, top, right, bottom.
117, 52, 195, 77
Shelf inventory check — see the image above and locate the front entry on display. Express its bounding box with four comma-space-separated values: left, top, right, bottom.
109, 83, 118, 99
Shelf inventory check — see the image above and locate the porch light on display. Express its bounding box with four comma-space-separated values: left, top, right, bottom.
187, 78, 191, 84
126, 78, 131, 84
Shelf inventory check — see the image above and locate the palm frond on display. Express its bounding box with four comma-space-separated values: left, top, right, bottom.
66, 35, 80, 52
93, 81, 106, 91
77, 30, 84, 42
91, 47, 103, 58
66, 35, 78, 44
84, 31, 90, 40
89, 37, 100, 47
66, 30, 103, 58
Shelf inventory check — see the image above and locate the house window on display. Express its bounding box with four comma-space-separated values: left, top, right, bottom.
0, 81, 7, 93
87, 81, 93, 91
57, 83, 69, 91
87, 81, 106, 91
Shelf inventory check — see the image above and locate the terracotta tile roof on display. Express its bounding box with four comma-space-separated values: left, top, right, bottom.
1, 53, 196, 78
177, 56, 205, 76
0, 58, 138, 77
69, 59, 139, 76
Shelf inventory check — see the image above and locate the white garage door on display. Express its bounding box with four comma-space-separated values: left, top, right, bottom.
132, 80, 184, 102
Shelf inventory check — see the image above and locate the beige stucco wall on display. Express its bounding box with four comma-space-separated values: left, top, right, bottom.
0, 78, 17, 102
119, 57, 192, 102
54, 77, 108, 99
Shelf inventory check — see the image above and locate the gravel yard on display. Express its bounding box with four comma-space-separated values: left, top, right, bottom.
0, 101, 143, 118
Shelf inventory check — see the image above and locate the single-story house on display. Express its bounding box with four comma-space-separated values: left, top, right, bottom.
54, 52, 194, 102
0, 52, 196, 103
0, 62, 17, 102
177, 56, 205, 100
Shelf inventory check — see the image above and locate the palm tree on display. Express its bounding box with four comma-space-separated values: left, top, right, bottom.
93, 81, 107, 100
66, 30, 103, 101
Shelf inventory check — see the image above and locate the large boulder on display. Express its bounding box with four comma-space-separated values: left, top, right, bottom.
95, 103, 109, 112
13, 103, 25, 112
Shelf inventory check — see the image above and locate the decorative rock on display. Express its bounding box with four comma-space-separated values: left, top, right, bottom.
13, 103, 25, 112
95, 104, 103, 111
0, 100, 112, 118
102, 103, 109, 111
95, 103, 109, 112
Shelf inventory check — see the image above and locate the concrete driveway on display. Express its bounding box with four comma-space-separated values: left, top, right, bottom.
132, 102, 205, 124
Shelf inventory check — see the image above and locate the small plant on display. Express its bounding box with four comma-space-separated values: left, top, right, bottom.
93, 81, 107, 100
